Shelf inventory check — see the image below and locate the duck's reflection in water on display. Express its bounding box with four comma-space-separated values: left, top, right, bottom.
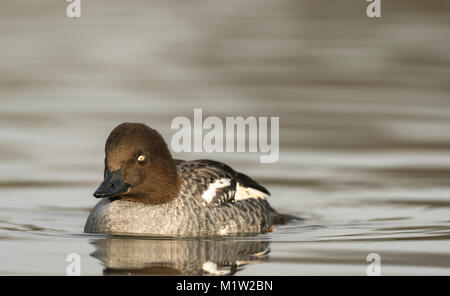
89, 237, 270, 275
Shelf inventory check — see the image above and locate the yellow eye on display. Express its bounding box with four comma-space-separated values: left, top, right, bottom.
137, 155, 146, 162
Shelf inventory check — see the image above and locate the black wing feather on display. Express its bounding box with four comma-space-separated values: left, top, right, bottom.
177, 159, 236, 205
236, 172, 271, 195
177, 159, 269, 205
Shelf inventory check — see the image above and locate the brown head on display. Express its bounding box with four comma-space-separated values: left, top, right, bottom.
93, 123, 181, 204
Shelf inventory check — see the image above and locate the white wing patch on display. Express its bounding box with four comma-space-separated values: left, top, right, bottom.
201, 178, 231, 203
235, 182, 268, 201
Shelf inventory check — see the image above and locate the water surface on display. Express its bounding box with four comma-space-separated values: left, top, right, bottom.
0, 0, 449, 275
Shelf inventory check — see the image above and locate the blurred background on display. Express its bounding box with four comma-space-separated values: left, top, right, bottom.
0, 0, 449, 275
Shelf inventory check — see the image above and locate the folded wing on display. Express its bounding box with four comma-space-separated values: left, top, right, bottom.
177, 159, 270, 206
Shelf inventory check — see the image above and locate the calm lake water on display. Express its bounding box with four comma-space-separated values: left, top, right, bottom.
0, 0, 449, 275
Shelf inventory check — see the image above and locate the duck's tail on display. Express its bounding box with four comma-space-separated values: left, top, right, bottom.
270, 207, 303, 225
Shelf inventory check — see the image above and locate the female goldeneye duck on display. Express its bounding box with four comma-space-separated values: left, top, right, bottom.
84, 122, 283, 237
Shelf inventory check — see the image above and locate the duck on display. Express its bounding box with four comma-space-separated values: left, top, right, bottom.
84, 122, 283, 237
